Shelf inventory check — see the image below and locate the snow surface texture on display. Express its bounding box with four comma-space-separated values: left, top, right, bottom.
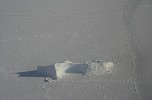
0, 0, 152, 100
37, 60, 114, 79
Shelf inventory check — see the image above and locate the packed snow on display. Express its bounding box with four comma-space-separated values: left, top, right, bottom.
0, 0, 152, 100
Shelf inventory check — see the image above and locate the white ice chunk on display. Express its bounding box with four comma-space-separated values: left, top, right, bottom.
54, 60, 73, 78
86, 60, 104, 72
37, 60, 114, 79
103, 62, 114, 72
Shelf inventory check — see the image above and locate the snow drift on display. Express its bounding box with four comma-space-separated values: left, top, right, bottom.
37, 60, 114, 79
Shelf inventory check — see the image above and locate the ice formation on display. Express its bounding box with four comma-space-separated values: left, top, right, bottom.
37, 60, 114, 79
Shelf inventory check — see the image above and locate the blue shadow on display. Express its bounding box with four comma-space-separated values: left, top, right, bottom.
16, 70, 48, 77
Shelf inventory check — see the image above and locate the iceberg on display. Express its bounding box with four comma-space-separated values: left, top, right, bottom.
37, 60, 114, 79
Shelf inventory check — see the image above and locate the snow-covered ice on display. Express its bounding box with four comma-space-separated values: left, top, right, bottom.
0, 0, 152, 100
